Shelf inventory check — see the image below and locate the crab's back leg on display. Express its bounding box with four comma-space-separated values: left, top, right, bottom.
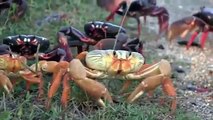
200, 31, 209, 49
186, 31, 199, 49
161, 77, 177, 113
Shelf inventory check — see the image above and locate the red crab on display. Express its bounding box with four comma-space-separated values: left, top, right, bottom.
97, 0, 169, 39
168, 7, 213, 49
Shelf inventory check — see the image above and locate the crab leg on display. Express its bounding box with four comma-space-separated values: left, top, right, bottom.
127, 75, 176, 112
61, 73, 71, 108
69, 59, 113, 107
46, 61, 69, 109
200, 31, 209, 49
105, 1, 125, 21
120, 64, 152, 93
120, 80, 132, 93
186, 31, 199, 49
0, 73, 13, 94
126, 59, 171, 80
46, 68, 64, 109
20, 71, 44, 97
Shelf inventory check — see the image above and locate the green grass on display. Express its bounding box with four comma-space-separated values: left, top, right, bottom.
0, 0, 201, 120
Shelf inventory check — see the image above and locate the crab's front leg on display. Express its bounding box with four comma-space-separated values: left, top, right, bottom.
69, 59, 113, 107
58, 26, 96, 53
0, 72, 13, 94
125, 59, 177, 112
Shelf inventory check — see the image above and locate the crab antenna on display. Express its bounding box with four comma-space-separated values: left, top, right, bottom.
35, 44, 41, 72
7, 46, 12, 55
113, 1, 132, 50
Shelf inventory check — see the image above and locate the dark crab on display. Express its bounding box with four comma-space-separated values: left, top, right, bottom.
97, 0, 169, 38
58, 21, 127, 53
168, 7, 213, 49
2, 34, 72, 61
0, 0, 27, 20
94, 32, 144, 55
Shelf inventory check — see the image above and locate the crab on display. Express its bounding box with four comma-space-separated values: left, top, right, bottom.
0, 53, 44, 97
97, 0, 169, 38
58, 21, 126, 53
167, 7, 213, 49
0, 0, 27, 20
41, 49, 176, 112
2, 34, 72, 61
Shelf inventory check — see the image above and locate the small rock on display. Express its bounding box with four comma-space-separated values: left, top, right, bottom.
157, 44, 165, 50
177, 40, 201, 48
186, 84, 211, 93
173, 65, 186, 73
35, 12, 67, 27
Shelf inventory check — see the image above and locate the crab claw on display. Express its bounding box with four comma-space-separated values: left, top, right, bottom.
20, 71, 44, 98
0, 73, 13, 94
167, 16, 198, 44
127, 76, 176, 113
97, 0, 124, 21
69, 59, 113, 107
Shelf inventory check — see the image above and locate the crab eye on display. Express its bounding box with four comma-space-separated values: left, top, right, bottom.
113, 51, 117, 56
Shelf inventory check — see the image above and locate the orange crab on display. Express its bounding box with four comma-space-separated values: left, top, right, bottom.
0, 54, 43, 97
41, 49, 176, 112
167, 7, 213, 49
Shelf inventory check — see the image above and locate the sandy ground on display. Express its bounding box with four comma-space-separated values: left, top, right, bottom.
137, 0, 213, 119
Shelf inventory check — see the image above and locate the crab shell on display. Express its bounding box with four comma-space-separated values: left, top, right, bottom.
85, 50, 144, 75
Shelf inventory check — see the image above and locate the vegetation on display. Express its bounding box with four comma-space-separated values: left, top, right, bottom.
0, 0, 200, 120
